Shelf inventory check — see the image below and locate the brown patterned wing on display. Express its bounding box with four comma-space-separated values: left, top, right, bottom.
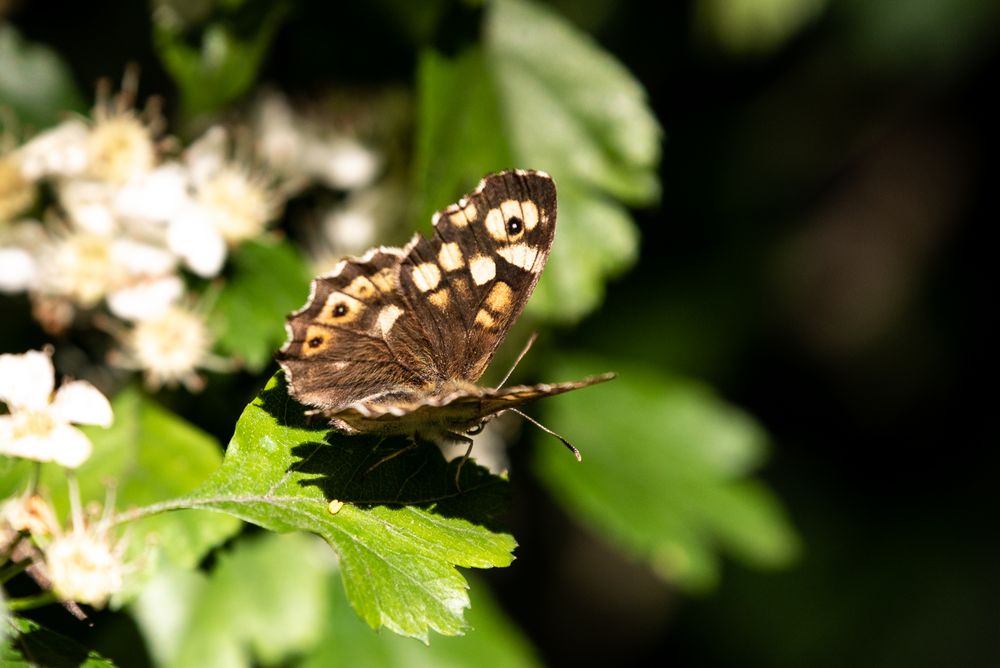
332, 373, 616, 436
277, 247, 434, 415
396, 170, 557, 383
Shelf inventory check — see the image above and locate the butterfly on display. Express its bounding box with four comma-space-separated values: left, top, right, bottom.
277, 170, 612, 457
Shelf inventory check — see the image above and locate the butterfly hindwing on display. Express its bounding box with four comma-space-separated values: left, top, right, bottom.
278, 247, 429, 412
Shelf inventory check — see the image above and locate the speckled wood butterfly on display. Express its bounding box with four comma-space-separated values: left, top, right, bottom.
277, 170, 612, 455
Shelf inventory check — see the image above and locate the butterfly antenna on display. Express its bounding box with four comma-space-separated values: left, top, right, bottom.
498, 332, 539, 389
510, 408, 582, 461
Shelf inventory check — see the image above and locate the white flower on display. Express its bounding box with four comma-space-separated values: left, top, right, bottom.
159, 126, 278, 277
113, 162, 190, 225
117, 304, 223, 390
306, 136, 380, 191
0, 350, 113, 468
106, 275, 184, 322
44, 481, 127, 608
17, 119, 91, 181
0, 221, 47, 293
86, 113, 157, 184
1, 151, 35, 223
57, 179, 118, 235
0, 246, 38, 292
46, 524, 126, 607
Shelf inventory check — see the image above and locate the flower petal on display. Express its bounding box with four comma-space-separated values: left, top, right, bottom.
0, 349, 55, 410
47, 424, 94, 468
167, 204, 227, 277
107, 276, 184, 321
51, 381, 113, 428
0, 247, 38, 293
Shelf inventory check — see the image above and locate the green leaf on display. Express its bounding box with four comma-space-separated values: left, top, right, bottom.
0, 25, 86, 129
210, 237, 313, 372
47, 387, 239, 577
183, 373, 516, 640
153, 3, 290, 121
535, 355, 801, 592
412, 0, 660, 322
411, 47, 513, 230
486, 0, 661, 204
302, 573, 541, 667
131, 532, 331, 668
1, 616, 116, 668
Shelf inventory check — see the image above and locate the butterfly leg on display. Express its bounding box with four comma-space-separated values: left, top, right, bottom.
362, 439, 418, 478
444, 431, 476, 492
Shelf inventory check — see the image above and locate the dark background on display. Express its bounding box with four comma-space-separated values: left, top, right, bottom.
5, 0, 997, 665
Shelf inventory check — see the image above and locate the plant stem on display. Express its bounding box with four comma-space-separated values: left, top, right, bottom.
0, 559, 30, 584
6, 591, 58, 611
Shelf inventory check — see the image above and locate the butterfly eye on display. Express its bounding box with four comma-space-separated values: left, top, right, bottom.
466, 422, 485, 435
506, 216, 523, 235
333, 303, 348, 317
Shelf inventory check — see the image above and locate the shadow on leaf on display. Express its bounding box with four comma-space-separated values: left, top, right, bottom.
257, 374, 510, 532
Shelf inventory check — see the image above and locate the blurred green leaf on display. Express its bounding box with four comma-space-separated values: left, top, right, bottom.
0, 25, 85, 130
211, 237, 313, 373
153, 3, 290, 121
411, 47, 512, 230
183, 373, 516, 640
412, 0, 659, 323
535, 355, 800, 591
302, 573, 541, 667
486, 0, 660, 204
131, 532, 331, 668
1, 616, 115, 668
695, 0, 828, 55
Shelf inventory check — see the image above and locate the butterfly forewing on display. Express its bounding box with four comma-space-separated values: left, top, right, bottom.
398, 170, 557, 382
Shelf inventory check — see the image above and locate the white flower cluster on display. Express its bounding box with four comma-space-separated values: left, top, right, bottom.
0, 75, 281, 388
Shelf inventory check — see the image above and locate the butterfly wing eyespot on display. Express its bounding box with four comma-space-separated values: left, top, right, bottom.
506, 216, 523, 235
333, 304, 347, 317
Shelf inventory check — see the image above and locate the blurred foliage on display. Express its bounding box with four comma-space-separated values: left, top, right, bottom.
537, 356, 799, 592
0, 24, 85, 130
209, 237, 313, 372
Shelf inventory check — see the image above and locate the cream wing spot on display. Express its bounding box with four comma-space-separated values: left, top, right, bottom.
377, 304, 404, 336
469, 255, 496, 286
475, 309, 495, 328
437, 242, 465, 271
496, 243, 541, 271
344, 275, 376, 300
485, 282, 513, 312
429, 289, 450, 309
412, 262, 442, 292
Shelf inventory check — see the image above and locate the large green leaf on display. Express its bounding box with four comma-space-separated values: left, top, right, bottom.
302, 574, 541, 667
412, 0, 659, 323
486, 0, 660, 204
411, 48, 512, 230
181, 373, 516, 640
210, 237, 313, 373
0, 25, 85, 130
1, 617, 115, 668
535, 356, 800, 591
131, 532, 331, 668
